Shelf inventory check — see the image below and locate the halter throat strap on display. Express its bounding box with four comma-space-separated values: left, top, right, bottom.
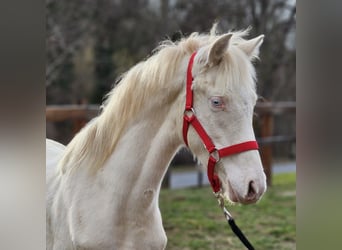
182, 52, 259, 193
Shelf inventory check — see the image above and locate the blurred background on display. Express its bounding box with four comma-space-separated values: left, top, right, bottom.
46, 1, 295, 136
46, 0, 296, 186
45, 0, 296, 248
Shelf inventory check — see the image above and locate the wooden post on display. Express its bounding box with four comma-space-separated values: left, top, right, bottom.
260, 113, 274, 186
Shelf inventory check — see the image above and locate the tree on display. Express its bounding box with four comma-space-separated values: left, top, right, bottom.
46, 0, 96, 103
170, 0, 296, 101
46, 0, 296, 153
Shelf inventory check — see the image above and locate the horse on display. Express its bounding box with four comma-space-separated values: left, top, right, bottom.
46, 26, 267, 250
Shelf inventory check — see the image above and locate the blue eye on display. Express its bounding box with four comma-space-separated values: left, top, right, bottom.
212, 99, 221, 106
209, 96, 225, 110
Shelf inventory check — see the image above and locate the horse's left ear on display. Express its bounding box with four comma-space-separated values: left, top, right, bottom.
207, 34, 232, 66
238, 35, 265, 60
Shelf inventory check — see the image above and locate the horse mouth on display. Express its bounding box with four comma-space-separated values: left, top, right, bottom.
226, 181, 239, 203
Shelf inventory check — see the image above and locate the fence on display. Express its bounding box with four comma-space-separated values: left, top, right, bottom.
254, 102, 296, 185
46, 101, 295, 186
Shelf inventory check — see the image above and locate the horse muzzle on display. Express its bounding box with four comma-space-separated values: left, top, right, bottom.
227, 177, 266, 205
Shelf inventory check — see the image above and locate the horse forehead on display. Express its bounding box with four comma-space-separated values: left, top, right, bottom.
198, 66, 234, 86
200, 72, 253, 99
210, 69, 256, 102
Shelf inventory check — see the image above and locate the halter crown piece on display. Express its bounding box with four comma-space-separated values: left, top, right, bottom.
182, 52, 259, 193
182, 52, 258, 250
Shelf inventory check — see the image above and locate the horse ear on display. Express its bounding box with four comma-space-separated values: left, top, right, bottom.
238, 35, 264, 60
207, 34, 232, 66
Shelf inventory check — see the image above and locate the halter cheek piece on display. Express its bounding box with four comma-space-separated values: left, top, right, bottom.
182, 52, 259, 193
182, 52, 258, 250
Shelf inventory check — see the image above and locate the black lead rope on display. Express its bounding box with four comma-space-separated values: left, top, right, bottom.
227, 217, 255, 250
215, 193, 255, 250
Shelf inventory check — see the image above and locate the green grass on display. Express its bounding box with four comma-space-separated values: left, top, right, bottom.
160, 173, 296, 250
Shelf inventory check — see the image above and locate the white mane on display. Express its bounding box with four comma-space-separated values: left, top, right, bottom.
58, 28, 256, 174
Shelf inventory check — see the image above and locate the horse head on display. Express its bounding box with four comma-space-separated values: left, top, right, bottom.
184, 32, 267, 204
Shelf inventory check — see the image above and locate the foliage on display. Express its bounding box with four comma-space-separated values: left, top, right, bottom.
172, 0, 296, 100
46, 0, 296, 148
46, 0, 295, 104
46, 0, 94, 104
92, 35, 115, 103
160, 173, 296, 249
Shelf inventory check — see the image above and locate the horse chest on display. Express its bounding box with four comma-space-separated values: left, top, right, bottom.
53, 175, 166, 249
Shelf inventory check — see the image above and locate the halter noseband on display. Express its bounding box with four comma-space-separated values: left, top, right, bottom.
182, 52, 259, 193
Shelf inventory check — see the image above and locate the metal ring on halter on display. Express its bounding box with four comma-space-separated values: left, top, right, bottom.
183, 107, 196, 117
209, 149, 220, 162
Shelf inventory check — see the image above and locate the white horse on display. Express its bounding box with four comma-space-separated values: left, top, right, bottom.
46, 26, 267, 250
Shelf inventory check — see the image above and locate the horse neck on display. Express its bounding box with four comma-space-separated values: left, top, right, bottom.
100, 78, 185, 207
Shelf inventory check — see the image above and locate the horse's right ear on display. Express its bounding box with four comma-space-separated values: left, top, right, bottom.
207, 34, 232, 67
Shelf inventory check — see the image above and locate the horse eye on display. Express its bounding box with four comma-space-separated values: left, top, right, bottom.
212, 99, 221, 106
209, 96, 224, 109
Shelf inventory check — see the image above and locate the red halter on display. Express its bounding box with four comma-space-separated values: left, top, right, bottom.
183, 52, 259, 193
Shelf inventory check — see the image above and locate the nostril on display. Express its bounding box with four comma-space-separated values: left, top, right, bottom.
246, 181, 257, 200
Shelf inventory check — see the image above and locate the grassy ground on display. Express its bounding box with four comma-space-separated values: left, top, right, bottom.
159, 173, 296, 250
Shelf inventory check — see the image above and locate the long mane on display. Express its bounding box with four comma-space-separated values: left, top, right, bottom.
57, 26, 254, 174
